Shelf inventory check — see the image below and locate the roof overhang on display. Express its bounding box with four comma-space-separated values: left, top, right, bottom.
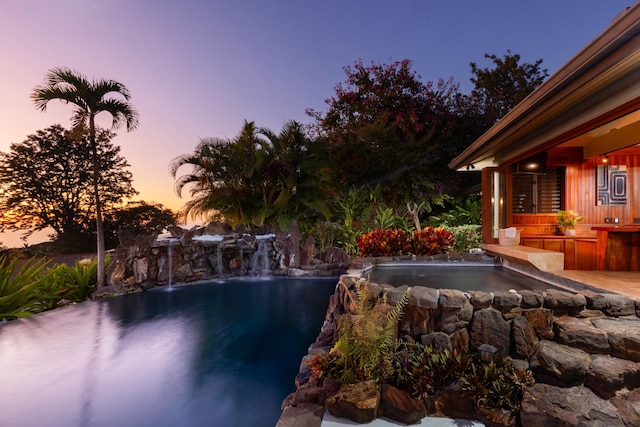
450, 2, 640, 171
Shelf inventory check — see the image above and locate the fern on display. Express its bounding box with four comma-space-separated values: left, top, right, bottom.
330, 280, 410, 383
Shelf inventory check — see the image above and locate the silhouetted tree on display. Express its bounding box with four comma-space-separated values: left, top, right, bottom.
0, 125, 137, 253
32, 67, 139, 286
470, 50, 549, 125
102, 201, 178, 248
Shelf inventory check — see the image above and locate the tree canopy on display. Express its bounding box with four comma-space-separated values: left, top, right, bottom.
306, 59, 476, 211
102, 201, 178, 249
171, 120, 334, 230
470, 50, 549, 124
0, 125, 137, 252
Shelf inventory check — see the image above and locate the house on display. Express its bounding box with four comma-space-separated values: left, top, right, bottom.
449, 2, 640, 273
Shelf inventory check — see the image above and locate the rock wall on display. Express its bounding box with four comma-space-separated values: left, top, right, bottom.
280, 272, 640, 426
95, 225, 349, 297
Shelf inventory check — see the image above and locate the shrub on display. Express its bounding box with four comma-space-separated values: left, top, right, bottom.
323, 280, 410, 384
357, 228, 412, 257
448, 224, 482, 252
411, 227, 454, 256
43, 257, 99, 302
461, 357, 535, 412
0, 256, 50, 320
357, 227, 454, 257
390, 342, 472, 398
0, 255, 101, 321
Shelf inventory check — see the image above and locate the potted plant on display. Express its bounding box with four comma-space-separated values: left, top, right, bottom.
556, 210, 583, 236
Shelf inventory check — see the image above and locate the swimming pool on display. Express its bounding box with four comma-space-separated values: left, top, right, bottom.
367, 263, 555, 292
0, 278, 337, 427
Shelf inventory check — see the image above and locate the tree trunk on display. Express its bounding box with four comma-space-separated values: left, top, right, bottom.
90, 116, 106, 288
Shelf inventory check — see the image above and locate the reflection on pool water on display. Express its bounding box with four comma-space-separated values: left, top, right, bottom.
0, 278, 337, 427
367, 264, 554, 292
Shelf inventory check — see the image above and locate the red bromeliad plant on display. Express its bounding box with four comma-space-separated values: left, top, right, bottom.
411, 226, 454, 256
357, 227, 454, 257
356, 228, 411, 257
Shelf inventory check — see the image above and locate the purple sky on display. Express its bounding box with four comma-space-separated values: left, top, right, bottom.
0, 0, 633, 246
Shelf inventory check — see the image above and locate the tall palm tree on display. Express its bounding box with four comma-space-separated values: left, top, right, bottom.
32, 67, 139, 287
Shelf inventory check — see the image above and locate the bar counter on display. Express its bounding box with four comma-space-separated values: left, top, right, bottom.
591, 225, 640, 271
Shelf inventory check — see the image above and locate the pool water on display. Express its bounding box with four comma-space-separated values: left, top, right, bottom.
0, 278, 337, 427
367, 265, 554, 292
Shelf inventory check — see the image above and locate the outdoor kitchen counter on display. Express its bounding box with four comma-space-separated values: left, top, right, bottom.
592, 225, 640, 271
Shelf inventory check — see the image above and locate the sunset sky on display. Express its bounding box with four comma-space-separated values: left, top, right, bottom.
0, 0, 633, 247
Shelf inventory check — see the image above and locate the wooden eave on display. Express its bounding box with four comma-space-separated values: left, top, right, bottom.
449, 2, 640, 170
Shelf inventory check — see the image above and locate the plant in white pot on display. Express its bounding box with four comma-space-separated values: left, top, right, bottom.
556, 210, 583, 236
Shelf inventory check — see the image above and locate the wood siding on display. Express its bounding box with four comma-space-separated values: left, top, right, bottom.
510, 146, 640, 237
565, 146, 640, 225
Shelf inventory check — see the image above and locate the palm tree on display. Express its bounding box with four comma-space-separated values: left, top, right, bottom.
171, 120, 334, 230
32, 67, 139, 287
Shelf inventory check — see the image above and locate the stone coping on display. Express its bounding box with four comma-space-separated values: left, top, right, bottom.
482, 243, 564, 271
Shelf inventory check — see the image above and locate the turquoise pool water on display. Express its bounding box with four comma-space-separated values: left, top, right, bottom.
0, 278, 337, 427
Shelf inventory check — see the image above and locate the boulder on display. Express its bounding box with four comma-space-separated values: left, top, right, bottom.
421, 332, 452, 353
299, 235, 317, 266
317, 248, 349, 264
468, 290, 492, 309
554, 316, 611, 354
592, 317, 640, 362
437, 302, 473, 334
409, 286, 439, 309
543, 289, 586, 316
431, 381, 475, 420
276, 403, 324, 427
529, 340, 591, 387
450, 328, 470, 354
325, 380, 380, 424
581, 289, 607, 311
520, 383, 624, 427
133, 257, 148, 283
518, 290, 544, 308
283, 377, 340, 409
400, 305, 434, 336
602, 293, 636, 317
438, 289, 468, 309
469, 308, 511, 357
523, 308, 555, 340
586, 354, 640, 399
511, 315, 538, 359
611, 389, 640, 427
385, 285, 410, 304
379, 384, 426, 425
492, 291, 521, 313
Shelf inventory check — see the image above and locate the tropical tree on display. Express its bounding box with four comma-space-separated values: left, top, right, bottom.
32, 67, 139, 287
306, 59, 472, 211
171, 120, 333, 230
470, 50, 549, 125
257, 121, 334, 229
0, 124, 137, 253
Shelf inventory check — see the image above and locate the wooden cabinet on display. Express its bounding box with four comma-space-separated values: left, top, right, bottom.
575, 239, 598, 270
521, 236, 597, 270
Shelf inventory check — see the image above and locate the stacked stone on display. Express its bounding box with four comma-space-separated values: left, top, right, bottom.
280, 276, 640, 426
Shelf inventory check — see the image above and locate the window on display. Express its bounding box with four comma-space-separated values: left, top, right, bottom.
512, 167, 563, 213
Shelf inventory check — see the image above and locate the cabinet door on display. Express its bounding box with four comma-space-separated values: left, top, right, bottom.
563, 239, 576, 270
576, 240, 598, 270
543, 239, 564, 253
521, 239, 543, 249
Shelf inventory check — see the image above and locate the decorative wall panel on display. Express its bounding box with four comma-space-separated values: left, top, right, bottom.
597, 165, 627, 206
